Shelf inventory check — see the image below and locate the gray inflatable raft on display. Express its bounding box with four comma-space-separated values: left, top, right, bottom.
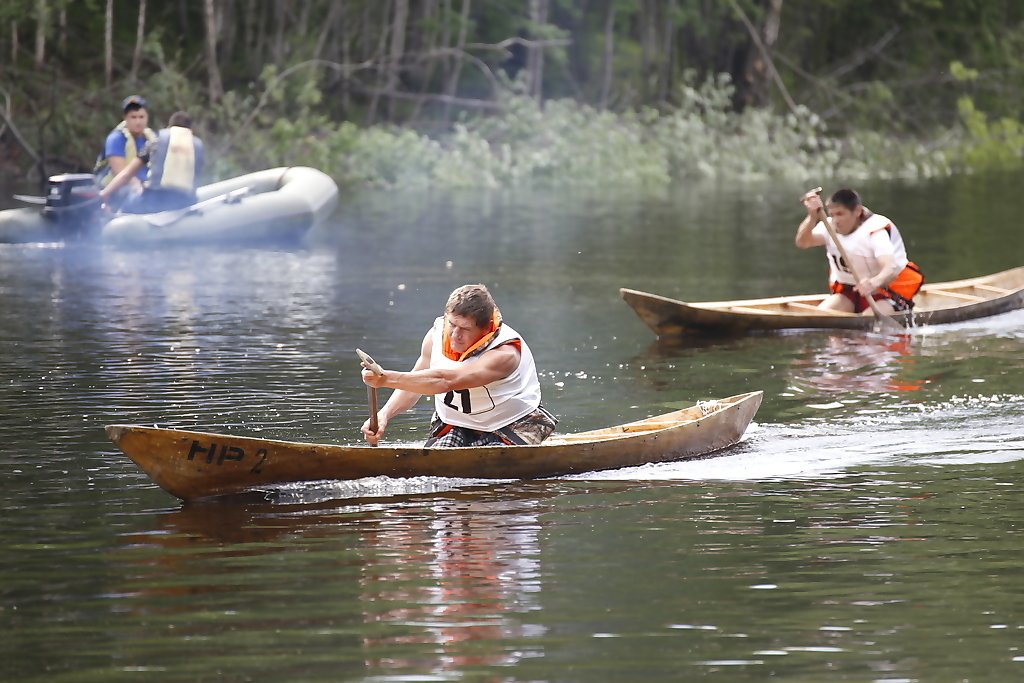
0, 166, 338, 245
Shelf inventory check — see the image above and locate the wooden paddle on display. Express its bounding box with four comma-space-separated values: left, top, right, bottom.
356, 348, 384, 446
804, 187, 903, 332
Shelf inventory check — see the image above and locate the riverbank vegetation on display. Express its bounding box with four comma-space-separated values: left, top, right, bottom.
3, 1, 1024, 189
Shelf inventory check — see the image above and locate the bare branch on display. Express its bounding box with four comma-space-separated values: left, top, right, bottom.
827, 26, 900, 81
0, 88, 41, 166
464, 36, 571, 53
727, 0, 798, 114
357, 87, 504, 112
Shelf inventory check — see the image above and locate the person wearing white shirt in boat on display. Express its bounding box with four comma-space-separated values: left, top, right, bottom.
99, 111, 205, 215
360, 284, 557, 448
796, 187, 924, 313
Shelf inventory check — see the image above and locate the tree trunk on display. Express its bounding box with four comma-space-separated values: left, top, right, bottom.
242, 0, 253, 58
410, 0, 438, 121
731, 0, 788, 111
34, 0, 47, 66
253, 0, 267, 69
131, 0, 147, 83
367, 0, 393, 125
58, 6, 66, 55
527, 0, 548, 100
385, 0, 409, 120
442, 0, 471, 123
220, 0, 237, 69
104, 0, 113, 87
339, 2, 351, 112
640, 0, 651, 98
178, 0, 190, 44
440, 0, 451, 60
272, 0, 287, 66
313, 0, 341, 60
204, 0, 224, 104
599, 0, 615, 109
10, 20, 18, 65
296, 0, 311, 57
658, 0, 676, 103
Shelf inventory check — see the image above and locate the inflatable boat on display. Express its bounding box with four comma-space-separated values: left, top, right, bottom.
0, 166, 338, 245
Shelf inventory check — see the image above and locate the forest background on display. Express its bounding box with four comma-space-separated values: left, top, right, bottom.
2, 0, 1024, 190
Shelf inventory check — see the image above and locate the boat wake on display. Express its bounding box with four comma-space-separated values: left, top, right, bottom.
572, 392, 1024, 482
233, 394, 1023, 501
268, 475, 513, 504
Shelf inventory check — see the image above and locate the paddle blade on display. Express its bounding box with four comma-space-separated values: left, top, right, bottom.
872, 310, 907, 333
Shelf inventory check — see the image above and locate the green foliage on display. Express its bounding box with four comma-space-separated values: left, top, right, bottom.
955, 96, 1024, 172
29, 56, 1002, 189
5, 1, 1024, 188
949, 60, 980, 82
205, 71, 962, 190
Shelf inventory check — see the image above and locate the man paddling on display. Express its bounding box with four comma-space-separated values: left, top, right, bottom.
359, 284, 557, 447
796, 188, 923, 313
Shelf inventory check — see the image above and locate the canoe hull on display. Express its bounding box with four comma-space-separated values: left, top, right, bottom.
622, 266, 1024, 337
106, 391, 763, 500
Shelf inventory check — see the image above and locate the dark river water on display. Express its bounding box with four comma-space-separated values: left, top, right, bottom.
1, 171, 1023, 682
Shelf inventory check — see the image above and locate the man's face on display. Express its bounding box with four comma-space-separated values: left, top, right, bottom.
446, 313, 485, 355
124, 108, 148, 136
827, 202, 861, 234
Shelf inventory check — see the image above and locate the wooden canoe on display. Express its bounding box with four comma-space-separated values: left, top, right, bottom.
622, 266, 1024, 337
105, 391, 763, 501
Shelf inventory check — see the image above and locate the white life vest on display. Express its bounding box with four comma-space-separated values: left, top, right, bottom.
813, 212, 909, 285
429, 318, 542, 432
147, 126, 198, 193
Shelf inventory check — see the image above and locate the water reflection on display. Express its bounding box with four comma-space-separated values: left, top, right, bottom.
788, 332, 929, 395
359, 496, 544, 672
117, 489, 547, 676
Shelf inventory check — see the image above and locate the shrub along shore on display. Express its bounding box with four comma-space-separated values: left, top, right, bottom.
209, 72, 1022, 190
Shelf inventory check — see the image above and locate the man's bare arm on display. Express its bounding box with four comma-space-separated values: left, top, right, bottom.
366, 341, 520, 396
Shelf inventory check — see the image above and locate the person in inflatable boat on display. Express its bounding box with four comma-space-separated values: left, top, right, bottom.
93, 95, 157, 209
99, 111, 204, 215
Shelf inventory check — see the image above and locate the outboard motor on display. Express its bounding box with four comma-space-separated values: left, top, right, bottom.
41, 173, 103, 236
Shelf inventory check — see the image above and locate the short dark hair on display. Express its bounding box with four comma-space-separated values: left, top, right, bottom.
168, 111, 193, 128
445, 284, 496, 329
828, 188, 862, 211
122, 94, 147, 112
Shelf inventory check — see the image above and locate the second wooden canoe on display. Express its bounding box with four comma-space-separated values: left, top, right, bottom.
105, 391, 763, 501
622, 266, 1024, 337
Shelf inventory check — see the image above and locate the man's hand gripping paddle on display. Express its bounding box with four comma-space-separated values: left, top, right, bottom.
356, 348, 384, 446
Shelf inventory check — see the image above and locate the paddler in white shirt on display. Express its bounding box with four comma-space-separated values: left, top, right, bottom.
796, 187, 924, 313
360, 284, 557, 447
